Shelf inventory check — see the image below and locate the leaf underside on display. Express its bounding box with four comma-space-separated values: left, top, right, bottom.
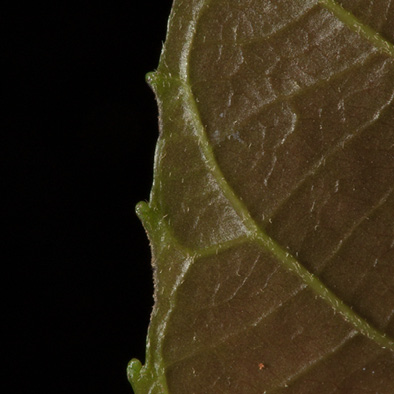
129, 1, 394, 393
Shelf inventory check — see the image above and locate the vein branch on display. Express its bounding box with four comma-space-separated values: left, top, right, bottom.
320, 0, 394, 58
179, 77, 394, 351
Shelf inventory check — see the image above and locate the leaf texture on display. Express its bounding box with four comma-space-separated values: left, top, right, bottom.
129, 1, 394, 393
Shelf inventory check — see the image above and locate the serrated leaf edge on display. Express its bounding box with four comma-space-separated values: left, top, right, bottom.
129, 1, 394, 392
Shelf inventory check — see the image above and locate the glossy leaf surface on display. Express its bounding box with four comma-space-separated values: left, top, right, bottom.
129, 1, 394, 392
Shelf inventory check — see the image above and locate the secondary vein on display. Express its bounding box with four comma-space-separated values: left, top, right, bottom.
179, 76, 394, 351
174, 0, 394, 348
320, 0, 394, 58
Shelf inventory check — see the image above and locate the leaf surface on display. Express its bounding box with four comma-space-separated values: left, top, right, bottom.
129, 1, 394, 392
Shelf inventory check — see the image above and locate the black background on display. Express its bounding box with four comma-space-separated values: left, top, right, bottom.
4, 1, 172, 393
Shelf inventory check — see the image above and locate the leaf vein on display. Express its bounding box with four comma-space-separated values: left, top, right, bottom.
166, 284, 307, 370
268, 85, 394, 223
319, 186, 394, 274
319, 0, 394, 58
268, 330, 358, 393
179, 65, 394, 350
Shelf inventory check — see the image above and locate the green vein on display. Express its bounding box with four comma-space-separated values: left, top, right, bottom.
132, 2, 394, 391
179, 83, 260, 235
173, 2, 394, 349
268, 330, 359, 392
179, 77, 394, 351
320, 0, 394, 58
194, 235, 251, 259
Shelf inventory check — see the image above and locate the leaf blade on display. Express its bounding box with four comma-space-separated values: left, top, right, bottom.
130, 1, 394, 392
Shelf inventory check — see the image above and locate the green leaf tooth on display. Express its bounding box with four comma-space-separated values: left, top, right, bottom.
145, 71, 162, 90
136, 200, 189, 260
135, 201, 162, 251
135, 201, 157, 236
145, 71, 156, 83
127, 359, 142, 392
127, 358, 163, 394
135, 201, 151, 221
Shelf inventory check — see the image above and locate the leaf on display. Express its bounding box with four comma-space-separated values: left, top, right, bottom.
129, 1, 394, 392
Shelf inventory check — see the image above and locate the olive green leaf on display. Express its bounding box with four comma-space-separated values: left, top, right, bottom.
129, 1, 394, 392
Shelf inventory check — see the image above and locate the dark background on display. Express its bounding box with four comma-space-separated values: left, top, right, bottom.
4, 1, 173, 393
